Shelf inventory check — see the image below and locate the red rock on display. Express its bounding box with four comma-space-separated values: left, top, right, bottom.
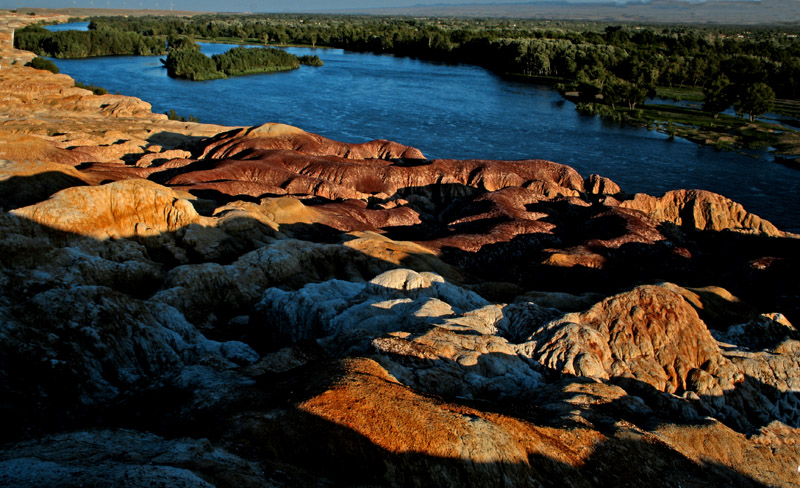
197, 123, 426, 160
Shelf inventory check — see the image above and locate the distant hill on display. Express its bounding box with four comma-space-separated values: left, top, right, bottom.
20, 7, 207, 18
329, 0, 800, 25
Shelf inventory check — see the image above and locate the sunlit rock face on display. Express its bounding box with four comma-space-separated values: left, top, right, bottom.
1, 13, 799, 487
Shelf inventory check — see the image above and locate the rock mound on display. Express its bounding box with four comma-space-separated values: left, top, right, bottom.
198, 123, 426, 160
620, 189, 785, 237
525, 285, 732, 393
11, 179, 202, 239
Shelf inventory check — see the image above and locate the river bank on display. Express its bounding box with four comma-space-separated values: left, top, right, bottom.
24, 14, 800, 161
0, 13, 231, 170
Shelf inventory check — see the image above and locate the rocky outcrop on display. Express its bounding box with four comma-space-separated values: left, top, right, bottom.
197, 123, 426, 160
1, 11, 799, 487
0, 430, 272, 488
11, 179, 202, 240
620, 189, 785, 237
522, 285, 735, 393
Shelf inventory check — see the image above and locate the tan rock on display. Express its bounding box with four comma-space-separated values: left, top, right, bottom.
620, 189, 784, 236
585, 173, 621, 195
11, 179, 202, 240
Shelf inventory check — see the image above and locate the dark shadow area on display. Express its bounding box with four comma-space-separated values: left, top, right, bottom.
0, 172, 88, 210
278, 222, 346, 243
0, 171, 797, 485
146, 131, 209, 154
388, 157, 432, 167
186, 188, 263, 206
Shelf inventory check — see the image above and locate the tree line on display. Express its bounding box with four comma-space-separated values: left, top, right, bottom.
87, 14, 799, 119
19, 14, 800, 120
15, 23, 323, 82
14, 24, 165, 57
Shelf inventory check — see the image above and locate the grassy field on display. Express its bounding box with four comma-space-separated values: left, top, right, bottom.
577, 99, 800, 157
655, 86, 705, 103
773, 99, 800, 119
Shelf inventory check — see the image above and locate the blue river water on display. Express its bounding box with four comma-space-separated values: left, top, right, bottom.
45, 23, 799, 232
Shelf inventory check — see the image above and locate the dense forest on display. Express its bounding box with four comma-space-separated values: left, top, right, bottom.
85, 14, 800, 112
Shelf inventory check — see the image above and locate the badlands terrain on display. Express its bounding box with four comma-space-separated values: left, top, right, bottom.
1, 10, 799, 487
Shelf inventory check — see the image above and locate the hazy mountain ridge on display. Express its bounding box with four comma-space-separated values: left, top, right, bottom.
332, 0, 800, 25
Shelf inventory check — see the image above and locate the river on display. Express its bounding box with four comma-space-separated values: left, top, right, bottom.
45, 23, 799, 232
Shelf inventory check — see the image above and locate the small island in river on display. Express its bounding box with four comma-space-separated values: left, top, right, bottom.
162, 41, 323, 81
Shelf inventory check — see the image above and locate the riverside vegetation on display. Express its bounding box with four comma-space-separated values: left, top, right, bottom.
15, 23, 324, 81
16, 14, 800, 157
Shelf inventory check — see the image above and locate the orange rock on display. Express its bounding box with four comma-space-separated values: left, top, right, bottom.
620, 189, 784, 236
11, 179, 202, 239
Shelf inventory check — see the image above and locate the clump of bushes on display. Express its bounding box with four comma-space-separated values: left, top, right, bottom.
25, 56, 59, 74
165, 109, 199, 122
298, 55, 323, 67
162, 48, 225, 81
75, 81, 108, 95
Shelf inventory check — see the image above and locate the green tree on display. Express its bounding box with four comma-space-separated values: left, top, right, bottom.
733, 82, 775, 122
601, 75, 625, 110
167, 35, 199, 52
702, 74, 733, 118
621, 82, 651, 111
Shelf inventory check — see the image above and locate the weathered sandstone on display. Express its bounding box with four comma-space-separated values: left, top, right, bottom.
0, 10, 798, 487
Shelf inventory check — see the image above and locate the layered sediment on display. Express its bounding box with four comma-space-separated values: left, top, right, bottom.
1, 11, 799, 488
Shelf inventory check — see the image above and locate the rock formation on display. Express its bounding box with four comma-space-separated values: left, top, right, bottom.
1, 10, 799, 488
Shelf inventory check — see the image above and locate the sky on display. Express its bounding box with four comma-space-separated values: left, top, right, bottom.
1, 0, 744, 14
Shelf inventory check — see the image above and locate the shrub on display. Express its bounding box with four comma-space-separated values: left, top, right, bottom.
24, 56, 59, 74
163, 49, 225, 80
75, 81, 108, 95
165, 109, 199, 122
298, 54, 323, 67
